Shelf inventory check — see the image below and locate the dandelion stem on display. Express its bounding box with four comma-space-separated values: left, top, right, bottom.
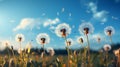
105, 51, 108, 67
64, 37, 70, 67
43, 44, 45, 58
109, 36, 113, 44
86, 34, 91, 67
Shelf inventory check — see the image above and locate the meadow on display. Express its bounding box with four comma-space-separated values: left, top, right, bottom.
0, 23, 120, 67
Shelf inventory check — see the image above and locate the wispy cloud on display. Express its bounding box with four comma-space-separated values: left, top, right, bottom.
43, 18, 60, 27
13, 18, 40, 31
13, 18, 60, 31
88, 2, 108, 23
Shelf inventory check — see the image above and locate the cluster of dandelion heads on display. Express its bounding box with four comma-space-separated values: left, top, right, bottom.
103, 44, 111, 51
79, 23, 94, 35
65, 38, 73, 46
36, 33, 50, 45
15, 34, 25, 42
55, 23, 71, 37
47, 47, 55, 56
77, 36, 84, 44
104, 26, 115, 36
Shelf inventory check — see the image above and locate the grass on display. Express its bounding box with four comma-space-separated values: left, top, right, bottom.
0, 48, 118, 67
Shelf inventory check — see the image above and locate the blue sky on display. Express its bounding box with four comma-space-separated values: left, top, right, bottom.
0, 0, 120, 50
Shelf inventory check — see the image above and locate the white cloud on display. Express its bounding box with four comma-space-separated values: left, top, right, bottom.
49, 26, 55, 30
13, 18, 60, 31
13, 18, 40, 31
88, 2, 108, 23
43, 18, 60, 27
88, 2, 97, 13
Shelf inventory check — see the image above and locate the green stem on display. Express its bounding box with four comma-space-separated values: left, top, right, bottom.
86, 34, 91, 67
7, 46, 10, 59
105, 51, 108, 67
109, 36, 113, 44
64, 37, 70, 67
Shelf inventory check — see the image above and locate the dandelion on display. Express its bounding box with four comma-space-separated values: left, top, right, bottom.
55, 23, 71, 67
65, 38, 73, 46
77, 36, 84, 44
15, 34, 25, 42
55, 23, 71, 38
36, 33, 50, 45
103, 44, 111, 67
104, 26, 115, 36
79, 23, 94, 66
103, 44, 111, 51
79, 23, 94, 35
2, 40, 11, 59
114, 48, 120, 56
97, 36, 101, 43
15, 34, 25, 57
113, 48, 120, 67
104, 26, 115, 43
47, 47, 55, 56
36, 33, 50, 58
4, 40, 10, 47
17, 48, 24, 54
93, 34, 101, 43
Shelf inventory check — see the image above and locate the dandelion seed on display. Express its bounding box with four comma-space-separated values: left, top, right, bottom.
69, 13, 72, 17
62, 8, 65, 12
57, 12, 59, 16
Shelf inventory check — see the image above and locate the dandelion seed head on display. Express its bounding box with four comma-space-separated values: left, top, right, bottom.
103, 44, 111, 51
36, 33, 50, 45
65, 38, 73, 46
17, 48, 24, 54
55, 23, 71, 37
2, 40, 11, 47
47, 47, 55, 56
77, 36, 84, 44
104, 26, 115, 36
79, 23, 94, 35
15, 34, 25, 42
